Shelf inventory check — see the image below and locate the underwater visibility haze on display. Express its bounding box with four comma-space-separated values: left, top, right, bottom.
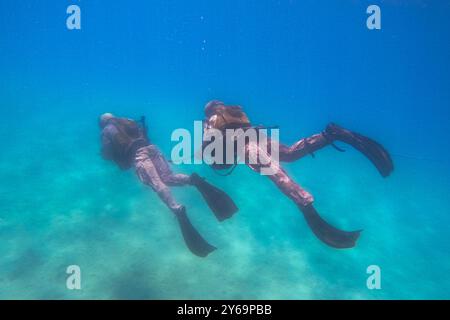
0, 0, 450, 299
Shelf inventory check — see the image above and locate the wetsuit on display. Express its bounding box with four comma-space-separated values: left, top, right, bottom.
245, 132, 331, 208
101, 119, 190, 214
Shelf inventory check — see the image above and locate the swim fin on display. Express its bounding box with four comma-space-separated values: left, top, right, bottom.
325, 123, 394, 177
175, 206, 216, 257
299, 204, 361, 249
190, 173, 238, 221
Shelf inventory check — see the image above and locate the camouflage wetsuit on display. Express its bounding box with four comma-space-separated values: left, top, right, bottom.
101, 120, 190, 214
202, 106, 330, 209
245, 132, 330, 208
134, 145, 191, 212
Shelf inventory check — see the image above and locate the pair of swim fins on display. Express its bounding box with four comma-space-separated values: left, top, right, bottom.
298, 123, 394, 249
175, 173, 238, 257
178, 192, 361, 254
176, 123, 394, 254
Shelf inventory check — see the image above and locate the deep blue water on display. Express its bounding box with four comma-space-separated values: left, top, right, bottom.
0, 0, 449, 299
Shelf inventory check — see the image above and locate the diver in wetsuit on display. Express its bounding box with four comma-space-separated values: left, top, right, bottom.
99, 113, 237, 257
201, 101, 394, 249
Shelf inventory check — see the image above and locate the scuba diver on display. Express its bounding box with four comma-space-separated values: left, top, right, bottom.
201, 100, 394, 249
99, 113, 238, 257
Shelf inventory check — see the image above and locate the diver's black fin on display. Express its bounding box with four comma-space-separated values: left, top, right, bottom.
175, 208, 216, 257
191, 173, 238, 221
325, 123, 394, 177
299, 204, 361, 249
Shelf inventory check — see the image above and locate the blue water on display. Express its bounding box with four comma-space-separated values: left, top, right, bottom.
1, 0, 449, 299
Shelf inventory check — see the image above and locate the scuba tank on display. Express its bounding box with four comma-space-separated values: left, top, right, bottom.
203, 105, 251, 173
105, 117, 149, 170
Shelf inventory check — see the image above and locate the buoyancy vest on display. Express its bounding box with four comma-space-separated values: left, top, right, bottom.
105, 118, 149, 169
205, 105, 251, 131
204, 105, 252, 171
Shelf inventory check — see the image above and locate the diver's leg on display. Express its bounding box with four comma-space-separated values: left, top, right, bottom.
149, 147, 191, 186
246, 141, 314, 206
134, 147, 215, 257
279, 124, 393, 177
134, 154, 183, 213
164, 173, 191, 186
279, 133, 330, 162
245, 141, 360, 248
269, 168, 316, 206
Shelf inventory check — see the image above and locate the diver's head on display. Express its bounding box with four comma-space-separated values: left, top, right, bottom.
204, 100, 225, 118
99, 113, 115, 128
